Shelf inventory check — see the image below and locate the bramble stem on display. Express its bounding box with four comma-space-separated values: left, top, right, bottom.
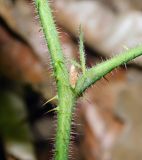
79, 26, 86, 75
34, 0, 142, 160
75, 45, 142, 95
35, 1, 75, 160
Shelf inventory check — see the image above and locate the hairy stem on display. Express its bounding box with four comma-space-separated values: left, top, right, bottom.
75, 45, 142, 95
79, 26, 86, 75
35, 0, 142, 160
35, 0, 75, 160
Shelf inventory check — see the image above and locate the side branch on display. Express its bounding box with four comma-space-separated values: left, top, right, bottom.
75, 45, 142, 96
79, 26, 86, 75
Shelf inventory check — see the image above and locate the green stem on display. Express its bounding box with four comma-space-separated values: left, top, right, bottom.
75, 45, 142, 95
79, 25, 86, 75
34, 1, 75, 160
34, 0, 142, 160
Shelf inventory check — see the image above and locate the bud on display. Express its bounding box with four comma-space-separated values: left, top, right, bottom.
69, 65, 78, 88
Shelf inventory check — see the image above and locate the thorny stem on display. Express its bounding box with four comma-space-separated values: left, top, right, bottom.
75, 45, 142, 95
35, 0, 75, 160
35, 0, 142, 160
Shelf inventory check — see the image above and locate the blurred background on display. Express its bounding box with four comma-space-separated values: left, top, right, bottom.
0, 0, 142, 160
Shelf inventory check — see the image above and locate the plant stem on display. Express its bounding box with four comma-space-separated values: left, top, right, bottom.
79, 26, 86, 75
35, 0, 76, 160
75, 45, 142, 95
35, 0, 142, 160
